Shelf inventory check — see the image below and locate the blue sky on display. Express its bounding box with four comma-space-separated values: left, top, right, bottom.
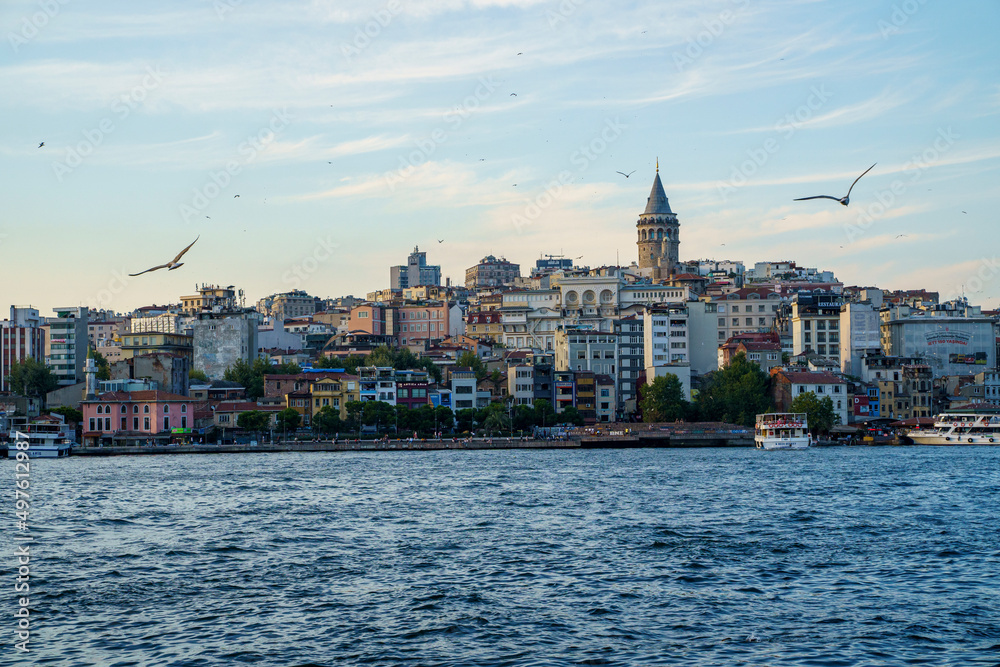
3, 0, 999, 314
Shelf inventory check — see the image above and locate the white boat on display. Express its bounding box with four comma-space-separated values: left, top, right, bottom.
905, 413, 1000, 446
7, 415, 75, 458
755, 413, 811, 450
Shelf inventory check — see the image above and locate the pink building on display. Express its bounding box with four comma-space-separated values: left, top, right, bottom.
81, 390, 196, 446
397, 302, 449, 348
348, 304, 387, 336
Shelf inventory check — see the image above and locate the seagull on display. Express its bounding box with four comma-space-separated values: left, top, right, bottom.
234, 194, 240, 198
129, 236, 200, 277
437, 239, 444, 243
962, 211, 967, 214
205, 216, 211, 219
896, 234, 907, 238
517, 52, 523, 55
37, 142, 44, 148
793, 163, 876, 207
616, 170, 636, 178
510, 93, 517, 97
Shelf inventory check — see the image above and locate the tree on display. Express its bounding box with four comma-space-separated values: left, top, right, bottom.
361, 400, 395, 432
49, 406, 82, 424
534, 399, 556, 428
456, 408, 477, 433
8, 358, 59, 400
90, 348, 111, 381
268, 362, 302, 376
236, 410, 271, 439
434, 405, 454, 433
315, 354, 366, 375
275, 408, 301, 435
223, 358, 272, 400
312, 405, 343, 436
559, 406, 585, 426
640, 374, 690, 422
189, 369, 210, 383
790, 392, 838, 435
695, 352, 774, 426
363, 345, 442, 383
456, 351, 487, 380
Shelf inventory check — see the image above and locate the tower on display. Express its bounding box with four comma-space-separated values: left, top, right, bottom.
636, 161, 680, 280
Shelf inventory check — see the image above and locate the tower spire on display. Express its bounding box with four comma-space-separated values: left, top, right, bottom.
656, 157, 659, 173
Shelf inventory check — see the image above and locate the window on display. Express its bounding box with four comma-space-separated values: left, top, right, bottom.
181, 417, 187, 428
121, 418, 126, 430
96, 405, 103, 415
133, 405, 139, 413
143, 405, 150, 414
143, 417, 150, 431
134, 416, 139, 430
732, 318, 738, 325
164, 404, 170, 413
746, 318, 752, 326
164, 417, 170, 430
181, 404, 187, 413
732, 306, 739, 312
121, 405, 127, 414
89, 418, 96, 431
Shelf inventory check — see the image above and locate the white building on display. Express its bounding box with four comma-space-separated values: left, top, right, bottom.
643, 305, 692, 399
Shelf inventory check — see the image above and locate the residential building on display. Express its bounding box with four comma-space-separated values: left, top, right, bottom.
395, 370, 430, 410
1, 306, 45, 392
180, 284, 238, 315
348, 304, 388, 336
771, 369, 850, 426
465, 311, 504, 344
258, 290, 318, 321
358, 366, 396, 404
191, 310, 261, 380
711, 288, 782, 343
786, 291, 844, 363
396, 301, 451, 349
450, 367, 478, 411
465, 255, 520, 289
555, 326, 618, 376
575, 371, 596, 424
881, 300, 995, 376
131, 313, 183, 334
643, 305, 692, 399
119, 331, 194, 362
840, 300, 882, 376
109, 352, 190, 396
614, 316, 644, 416
499, 289, 561, 350
595, 374, 616, 423
308, 374, 360, 422
80, 390, 196, 446
390, 246, 441, 290
46, 306, 89, 386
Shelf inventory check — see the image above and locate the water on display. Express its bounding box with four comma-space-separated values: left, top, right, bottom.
5, 447, 1000, 666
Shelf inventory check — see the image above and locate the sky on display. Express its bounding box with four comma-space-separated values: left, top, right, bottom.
2, 0, 999, 315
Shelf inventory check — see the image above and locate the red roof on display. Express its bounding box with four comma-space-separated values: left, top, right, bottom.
83, 390, 192, 403
775, 370, 846, 384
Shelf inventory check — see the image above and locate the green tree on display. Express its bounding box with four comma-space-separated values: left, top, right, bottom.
268, 362, 302, 376
695, 352, 774, 426
90, 348, 111, 381
363, 345, 442, 383
534, 399, 556, 429
455, 408, 477, 433
315, 354, 366, 375
8, 358, 59, 400
49, 406, 83, 424
434, 405, 454, 432
189, 369, 210, 383
275, 408, 301, 435
558, 406, 585, 426
640, 374, 690, 422
790, 392, 838, 435
236, 410, 271, 439
361, 401, 395, 431
344, 401, 365, 431
223, 358, 273, 400
456, 351, 487, 380
311, 405, 343, 436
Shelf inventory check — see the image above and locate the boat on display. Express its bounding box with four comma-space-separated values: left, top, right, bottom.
7, 415, 75, 458
755, 413, 811, 450
904, 413, 1000, 446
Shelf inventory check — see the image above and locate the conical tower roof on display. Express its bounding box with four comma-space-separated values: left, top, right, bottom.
643, 166, 673, 216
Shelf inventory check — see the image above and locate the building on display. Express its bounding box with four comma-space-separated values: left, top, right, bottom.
786, 291, 844, 363
881, 301, 996, 377
180, 284, 238, 315
258, 290, 318, 321
636, 163, 680, 280
554, 327, 618, 377
46, 307, 89, 386
348, 304, 388, 337
719, 333, 782, 374
80, 390, 197, 446
109, 353, 190, 397
358, 366, 396, 404
390, 246, 441, 290
465, 311, 504, 344
595, 374, 616, 423
499, 289, 561, 350
771, 369, 850, 426
465, 255, 520, 289
840, 300, 882, 376
643, 305, 692, 399
395, 370, 430, 410
711, 288, 782, 343
450, 367, 478, 411
614, 316, 644, 416
308, 374, 360, 422
131, 313, 183, 334
395, 302, 452, 349
119, 331, 194, 362
575, 371, 596, 424
191, 311, 261, 380
1, 306, 45, 392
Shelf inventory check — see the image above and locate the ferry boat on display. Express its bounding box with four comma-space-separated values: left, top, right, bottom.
905, 413, 1000, 446
7, 415, 75, 458
755, 413, 811, 450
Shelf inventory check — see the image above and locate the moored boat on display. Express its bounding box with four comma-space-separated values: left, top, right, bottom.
7, 414, 75, 458
755, 413, 811, 450
905, 413, 1000, 446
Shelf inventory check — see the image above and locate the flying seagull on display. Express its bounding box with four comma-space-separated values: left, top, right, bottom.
616, 170, 636, 178
234, 194, 240, 198
793, 163, 876, 207
37, 141, 44, 148
437, 239, 444, 243
510, 93, 517, 97
129, 236, 200, 277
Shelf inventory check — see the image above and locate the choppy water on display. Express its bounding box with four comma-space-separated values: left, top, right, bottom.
4, 446, 1000, 666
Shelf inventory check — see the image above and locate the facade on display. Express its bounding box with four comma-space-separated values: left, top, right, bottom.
465, 255, 520, 289
555, 327, 618, 376
47, 306, 89, 386
1, 306, 45, 392
465, 311, 504, 344
396, 302, 451, 349
110, 353, 190, 396
348, 304, 388, 336
575, 371, 596, 424
258, 290, 317, 321
191, 311, 261, 380
180, 284, 237, 315
395, 370, 430, 410
499, 289, 561, 350
711, 288, 782, 343
131, 313, 182, 334
308, 375, 360, 421
80, 390, 196, 446
595, 374, 616, 423
636, 165, 680, 280
358, 366, 396, 404
390, 246, 441, 290
771, 370, 850, 426
450, 368, 478, 411
881, 307, 995, 377
840, 301, 882, 376
88, 320, 121, 347
614, 316, 644, 416
119, 331, 194, 362
788, 291, 844, 362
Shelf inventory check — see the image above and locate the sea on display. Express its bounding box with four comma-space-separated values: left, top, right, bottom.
4, 446, 1000, 666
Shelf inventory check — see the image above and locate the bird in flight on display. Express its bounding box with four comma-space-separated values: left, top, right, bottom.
510, 93, 517, 97
234, 194, 240, 198
37, 141, 44, 148
437, 239, 444, 243
793, 163, 876, 207
896, 234, 907, 238
616, 170, 636, 178
517, 52, 523, 55
129, 236, 200, 277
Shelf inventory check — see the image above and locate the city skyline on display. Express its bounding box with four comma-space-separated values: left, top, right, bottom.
3, 0, 999, 311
